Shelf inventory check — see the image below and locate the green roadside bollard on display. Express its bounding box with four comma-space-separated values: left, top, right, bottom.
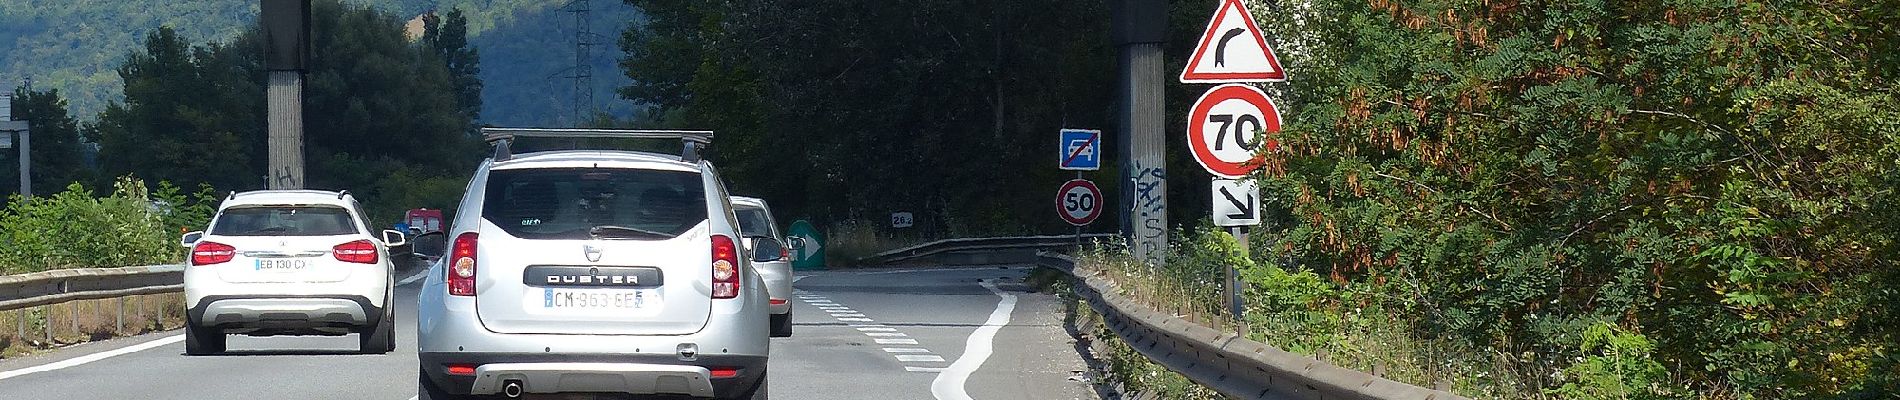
786, 220, 826, 271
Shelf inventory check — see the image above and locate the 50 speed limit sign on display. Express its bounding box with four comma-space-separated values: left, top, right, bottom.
1056, 179, 1102, 226
1188, 84, 1281, 178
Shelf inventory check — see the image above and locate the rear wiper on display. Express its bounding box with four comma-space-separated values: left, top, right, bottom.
589, 225, 674, 239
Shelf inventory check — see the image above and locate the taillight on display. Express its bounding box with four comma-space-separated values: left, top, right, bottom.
333, 239, 379, 264
191, 241, 236, 265
711, 235, 740, 299
445, 364, 477, 376
779, 246, 790, 261
448, 232, 478, 296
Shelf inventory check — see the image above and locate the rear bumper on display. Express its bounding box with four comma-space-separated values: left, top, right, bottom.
420, 352, 767, 398
757, 261, 793, 315
187, 295, 384, 334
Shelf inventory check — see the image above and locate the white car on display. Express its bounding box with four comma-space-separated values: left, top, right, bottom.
731, 196, 794, 337
181, 190, 406, 355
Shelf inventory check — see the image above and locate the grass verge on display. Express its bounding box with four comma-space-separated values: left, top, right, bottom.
0, 293, 188, 359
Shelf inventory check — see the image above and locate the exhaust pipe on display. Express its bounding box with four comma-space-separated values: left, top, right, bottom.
502, 380, 524, 398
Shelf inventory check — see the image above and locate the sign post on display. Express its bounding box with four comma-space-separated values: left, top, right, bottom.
1186, 84, 1281, 178
1058, 129, 1102, 171
1056, 179, 1103, 227
1212, 178, 1260, 317
786, 220, 826, 271
1179, 0, 1288, 323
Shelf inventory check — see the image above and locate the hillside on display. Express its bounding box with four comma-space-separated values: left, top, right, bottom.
0, 0, 641, 125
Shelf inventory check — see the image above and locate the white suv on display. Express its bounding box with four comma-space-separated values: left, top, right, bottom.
417, 128, 771, 399
181, 190, 406, 355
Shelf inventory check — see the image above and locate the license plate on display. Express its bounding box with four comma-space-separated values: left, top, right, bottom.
543, 288, 649, 309
254, 258, 310, 272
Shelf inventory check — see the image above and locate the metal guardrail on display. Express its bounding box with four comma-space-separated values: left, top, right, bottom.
860, 234, 1118, 264
1036, 252, 1468, 400
0, 265, 184, 311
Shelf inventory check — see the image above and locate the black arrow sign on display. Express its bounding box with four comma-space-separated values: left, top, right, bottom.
1214, 28, 1244, 67
1218, 185, 1255, 220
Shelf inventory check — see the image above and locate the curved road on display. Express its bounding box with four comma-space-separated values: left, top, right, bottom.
0, 265, 1095, 399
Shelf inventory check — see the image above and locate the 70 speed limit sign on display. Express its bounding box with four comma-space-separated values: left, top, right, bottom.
1188, 84, 1282, 178
1056, 179, 1102, 226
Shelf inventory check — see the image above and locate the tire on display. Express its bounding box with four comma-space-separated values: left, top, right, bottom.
184, 323, 225, 356
418, 369, 467, 400
770, 312, 792, 338
720, 369, 767, 400
360, 307, 395, 354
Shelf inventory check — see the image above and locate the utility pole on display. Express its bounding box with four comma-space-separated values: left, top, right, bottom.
1113, 0, 1169, 264
1, 93, 27, 198
562, 0, 598, 124
262, 0, 311, 189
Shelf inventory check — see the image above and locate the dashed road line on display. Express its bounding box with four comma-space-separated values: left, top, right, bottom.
798, 293, 950, 372
397, 267, 430, 286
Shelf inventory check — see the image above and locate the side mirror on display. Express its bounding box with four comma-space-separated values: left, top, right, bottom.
748, 237, 787, 262
180, 231, 204, 248
410, 232, 449, 259
381, 229, 408, 248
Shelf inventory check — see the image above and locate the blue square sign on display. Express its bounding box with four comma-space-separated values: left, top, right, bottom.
1058, 129, 1101, 171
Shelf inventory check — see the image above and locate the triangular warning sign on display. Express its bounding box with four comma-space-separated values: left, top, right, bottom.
1179, 0, 1286, 83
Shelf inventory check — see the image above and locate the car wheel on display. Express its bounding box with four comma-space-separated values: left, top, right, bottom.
419, 369, 468, 400
184, 323, 225, 356
770, 312, 792, 337
722, 369, 767, 400
360, 309, 395, 354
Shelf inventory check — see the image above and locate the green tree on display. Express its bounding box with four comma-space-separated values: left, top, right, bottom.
2, 86, 93, 197
425, 7, 483, 123
91, 26, 263, 191
617, 0, 1119, 236
1253, 0, 1900, 396
93, 1, 480, 224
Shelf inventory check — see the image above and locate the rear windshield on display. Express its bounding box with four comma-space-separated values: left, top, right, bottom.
211, 206, 360, 236
483, 168, 707, 240
735, 207, 776, 238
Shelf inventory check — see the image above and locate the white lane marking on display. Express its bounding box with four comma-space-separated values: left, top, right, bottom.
0, 334, 185, 381
930, 280, 1018, 400
398, 268, 430, 286
837, 317, 874, 322
794, 275, 810, 283
897, 354, 947, 362
907, 366, 948, 373
884, 348, 930, 353
866, 332, 908, 337
831, 313, 867, 318
407, 396, 418, 400
846, 266, 1033, 276
857, 327, 898, 332
848, 323, 886, 327
875, 338, 919, 345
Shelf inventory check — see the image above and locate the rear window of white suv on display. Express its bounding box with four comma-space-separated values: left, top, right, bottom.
483, 168, 707, 240
211, 206, 360, 236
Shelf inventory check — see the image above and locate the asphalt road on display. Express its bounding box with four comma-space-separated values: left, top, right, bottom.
0, 264, 1096, 400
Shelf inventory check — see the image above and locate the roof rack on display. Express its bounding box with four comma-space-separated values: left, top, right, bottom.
481, 127, 715, 163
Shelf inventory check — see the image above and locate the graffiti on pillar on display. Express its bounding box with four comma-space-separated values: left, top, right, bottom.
1131, 159, 1167, 264
272, 166, 302, 189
